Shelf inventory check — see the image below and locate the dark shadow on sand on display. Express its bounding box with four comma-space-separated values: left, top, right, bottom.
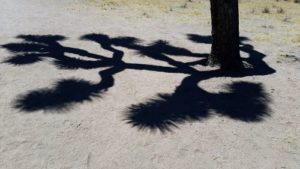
2, 33, 275, 132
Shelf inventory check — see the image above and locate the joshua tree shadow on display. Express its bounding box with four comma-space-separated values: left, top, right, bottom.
125, 34, 275, 132
2, 33, 275, 132
2, 35, 119, 111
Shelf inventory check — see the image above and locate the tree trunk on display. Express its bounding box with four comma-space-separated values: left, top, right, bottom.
210, 0, 243, 71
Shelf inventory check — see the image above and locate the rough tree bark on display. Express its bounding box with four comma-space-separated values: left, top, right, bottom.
210, 0, 243, 71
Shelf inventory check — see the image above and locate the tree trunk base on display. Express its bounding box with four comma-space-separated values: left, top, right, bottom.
210, 0, 243, 72
208, 53, 244, 72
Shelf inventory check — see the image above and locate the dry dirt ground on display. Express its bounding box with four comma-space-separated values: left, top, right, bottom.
0, 0, 300, 169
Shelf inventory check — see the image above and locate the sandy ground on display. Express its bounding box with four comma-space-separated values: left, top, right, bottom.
0, 0, 300, 169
